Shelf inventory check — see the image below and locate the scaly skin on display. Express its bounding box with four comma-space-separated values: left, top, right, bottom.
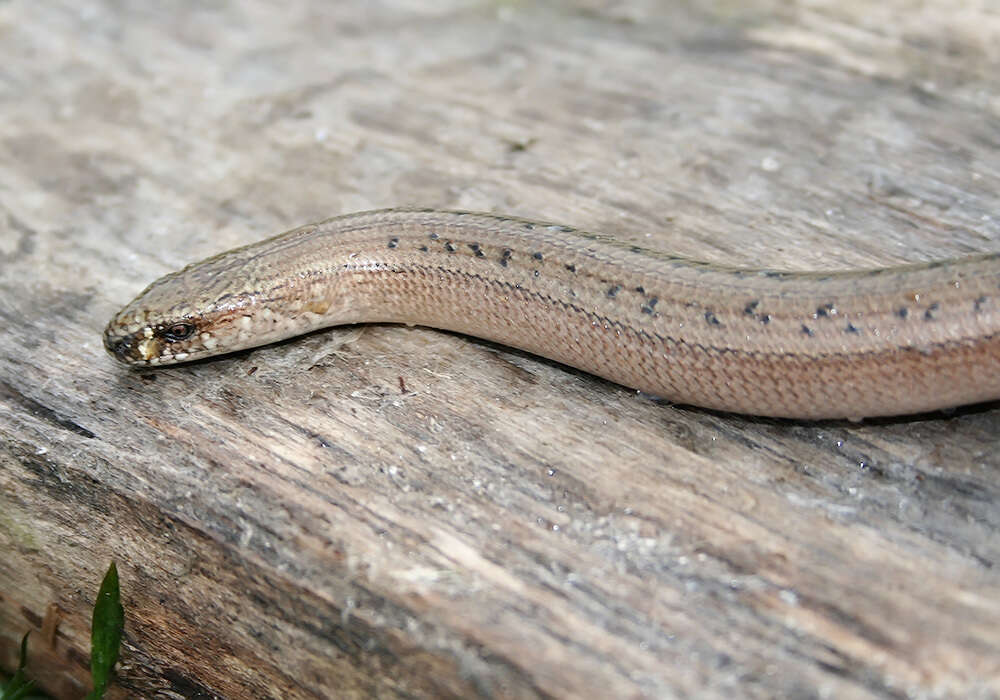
104, 208, 1000, 419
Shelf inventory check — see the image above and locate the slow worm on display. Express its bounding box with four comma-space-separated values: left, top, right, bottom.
104, 208, 1000, 419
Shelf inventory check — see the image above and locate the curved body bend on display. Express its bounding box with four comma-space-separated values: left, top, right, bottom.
104, 208, 1000, 419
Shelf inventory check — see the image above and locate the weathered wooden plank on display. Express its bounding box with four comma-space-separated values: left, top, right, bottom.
2, 1, 999, 698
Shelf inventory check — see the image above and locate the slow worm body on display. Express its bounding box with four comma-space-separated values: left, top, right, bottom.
104, 208, 1000, 419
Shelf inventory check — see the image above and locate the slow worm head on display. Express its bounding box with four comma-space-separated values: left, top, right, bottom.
104, 208, 1000, 419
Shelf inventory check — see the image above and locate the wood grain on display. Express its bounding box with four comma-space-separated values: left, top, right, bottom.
1, 1, 999, 698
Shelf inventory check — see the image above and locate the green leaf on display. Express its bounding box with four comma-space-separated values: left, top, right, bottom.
0, 631, 36, 700
84, 562, 124, 700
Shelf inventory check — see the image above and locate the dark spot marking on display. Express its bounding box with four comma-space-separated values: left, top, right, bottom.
500, 258, 509, 267
475, 249, 485, 258
815, 303, 835, 318
429, 232, 439, 240
502, 249, 513, 259
974, 295, 988, 313
764, 271, 789, 279
468, 243, 480, 252
635, 286, 645, 294
630, 246, 642, 254
801, 324, 815, 337
607, 285, 621, 298
743, 299, 771, 324
897, 307, 909, 319
704, 311, 722, 326
640, 297, 659, 315
523, 223, 535, 230
565, 263, 576, 273
533, 270, 540, 277
387, 237, 399, 249
924, 302, 940, 320
419, 245, 429, 252
532, 252, 543, 261
445, 242, 456, 252
558, 225, 575, 233
845, 322, 860, 334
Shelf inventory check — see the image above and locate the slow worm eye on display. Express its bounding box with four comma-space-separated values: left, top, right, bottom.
163, 322, 195, 342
